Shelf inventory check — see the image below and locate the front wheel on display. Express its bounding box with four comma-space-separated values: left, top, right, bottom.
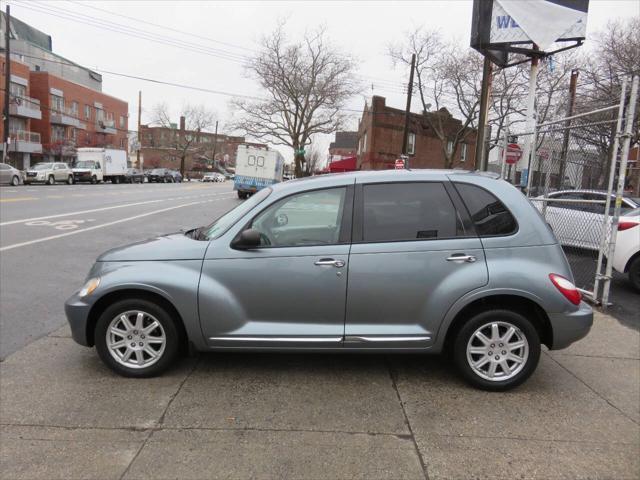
453, 309, 541, 391
47, 175, 55, 185
628, 257, 640, 292
11, 175, 19, 186
67, 175, 74, 185
94, 299, 181, 377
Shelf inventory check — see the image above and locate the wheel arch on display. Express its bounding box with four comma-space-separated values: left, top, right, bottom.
86, 288, 188, 350
441, 294, 553, 353
624, 250, 640, 273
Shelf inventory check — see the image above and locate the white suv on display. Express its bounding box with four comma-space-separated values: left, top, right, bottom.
613, 208, 640, 291
25, 162, 74, 185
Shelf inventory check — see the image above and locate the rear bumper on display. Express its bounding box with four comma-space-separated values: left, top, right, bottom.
64, 292, 93, 347
548, 301, 593, 350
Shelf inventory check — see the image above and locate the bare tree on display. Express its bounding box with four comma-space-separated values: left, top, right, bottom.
231, 23, 360, 177
303, 144, 326, 175
389, 29, 484, 168
151, 102, 217, 176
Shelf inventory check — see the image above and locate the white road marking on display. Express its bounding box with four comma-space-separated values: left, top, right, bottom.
0, 191, 232, 226
0, 195, 234, 252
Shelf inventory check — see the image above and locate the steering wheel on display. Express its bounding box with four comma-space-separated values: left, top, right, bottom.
259, 231, 272, 246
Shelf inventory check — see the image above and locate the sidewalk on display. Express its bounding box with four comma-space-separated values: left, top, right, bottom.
1, 311, 638, 480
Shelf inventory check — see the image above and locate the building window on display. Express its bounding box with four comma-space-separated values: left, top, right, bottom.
51, 125, 66, 142
70, 128, 77, 141
96, 108, 104, 122
119, 115, 125, 128
84, 104, 91, 120
446, 140, 454, 155
70, 101, 79, 115
460, 143, 467, 162
50, 94, 65, 112
362, 132, 367, 153
120, 137, 126, 148
407, 132, 416, 155
9, 82, 26, 99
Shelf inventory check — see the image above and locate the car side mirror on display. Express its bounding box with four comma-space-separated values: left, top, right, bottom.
232, 228, 261, 250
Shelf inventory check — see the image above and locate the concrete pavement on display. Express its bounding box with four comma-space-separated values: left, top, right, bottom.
1, 311, 638, 479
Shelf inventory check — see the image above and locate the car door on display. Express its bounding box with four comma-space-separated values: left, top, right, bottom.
344, 180, 488, 348
0, 164, 9, 184
544, 192, 586, 247
53, 163, 64, 181
198, 184, 354, 347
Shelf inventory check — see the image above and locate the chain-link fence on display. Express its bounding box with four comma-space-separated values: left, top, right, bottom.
491, 76, 639, 304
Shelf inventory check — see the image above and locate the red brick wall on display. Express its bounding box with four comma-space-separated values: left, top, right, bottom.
29, 71, 128, 156
0, 56, 33, 142
357, 96, 477, 170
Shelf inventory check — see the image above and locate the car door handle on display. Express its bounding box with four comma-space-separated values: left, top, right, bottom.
314, 258, 345, 268
446, 254, 477, 263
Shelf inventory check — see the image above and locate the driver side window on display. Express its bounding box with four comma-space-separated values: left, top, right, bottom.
251, 187, 347, 247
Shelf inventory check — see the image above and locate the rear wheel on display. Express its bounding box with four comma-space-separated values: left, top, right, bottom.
94, 298, 180, 377
67, 175, 74, 185
11, 175, 19, 186
628, 257, 640, 292
453, 309, 541, 391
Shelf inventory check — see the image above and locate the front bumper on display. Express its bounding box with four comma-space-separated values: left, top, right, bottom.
64, 292, 93, 346
548, 301, 593, 350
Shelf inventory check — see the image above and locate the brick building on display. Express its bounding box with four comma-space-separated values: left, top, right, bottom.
139, 122, 264, 172
328, 131, 358, 160
1, 14, 128, 168
357, 96, 477, 170
0, 55, 43, 169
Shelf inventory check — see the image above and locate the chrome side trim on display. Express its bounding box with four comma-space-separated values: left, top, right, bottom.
345, 336, 432, 343
208, 336, 344, 343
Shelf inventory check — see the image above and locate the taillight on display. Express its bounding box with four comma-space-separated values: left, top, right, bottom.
549, 274, 581, 305
618, 221, 639, 231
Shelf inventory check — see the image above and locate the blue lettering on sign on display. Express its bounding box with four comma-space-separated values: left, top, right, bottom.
496, 15, 519, 29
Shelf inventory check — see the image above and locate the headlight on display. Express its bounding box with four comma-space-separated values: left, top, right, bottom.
79, 277, 100, 297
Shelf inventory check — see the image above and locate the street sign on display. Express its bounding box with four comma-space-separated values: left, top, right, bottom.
395, 159, 405, 170
506, 143, 522, 165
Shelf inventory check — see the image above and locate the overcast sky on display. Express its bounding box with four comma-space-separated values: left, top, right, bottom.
6, 0, 639, 163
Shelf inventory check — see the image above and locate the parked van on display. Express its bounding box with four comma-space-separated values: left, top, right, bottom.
73, 148, 128, 184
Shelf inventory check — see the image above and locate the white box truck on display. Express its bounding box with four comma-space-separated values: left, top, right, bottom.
72, 148, 128, 184
234, 145, 284, 199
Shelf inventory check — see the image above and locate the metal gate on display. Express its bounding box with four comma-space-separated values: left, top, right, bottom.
496, 75, 639, 305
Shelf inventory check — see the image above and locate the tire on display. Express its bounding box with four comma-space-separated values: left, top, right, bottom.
67, 175, 74, 185
163, 177, 168, 183
628, 257, 640, 293
237, 191, 245, 199
453, 309, 541, 391
11, 175, 19, 186
47, 175, 55, 185
94, 298, 181, 378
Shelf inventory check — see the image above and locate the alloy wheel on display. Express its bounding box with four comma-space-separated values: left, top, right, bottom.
106, 310, 166, 369
466, 321, 529, 381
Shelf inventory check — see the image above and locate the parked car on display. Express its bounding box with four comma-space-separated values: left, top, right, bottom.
25, 162, 73, 185
125, 168, 145, 184
612, 208, 640, 291
65, 170, 592, 390
0, 163, 24, 186
203, 172, 225, 182
147, 168, 173, 183
168, 170, 183, 183
535, 190, 640, 250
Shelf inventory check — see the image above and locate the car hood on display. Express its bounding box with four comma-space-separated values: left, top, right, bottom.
72, 168, 92, 173
97, 233, 208, 262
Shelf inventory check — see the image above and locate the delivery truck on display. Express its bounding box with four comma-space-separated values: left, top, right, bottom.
72, 148, 128, 184
234, 145, 284, 199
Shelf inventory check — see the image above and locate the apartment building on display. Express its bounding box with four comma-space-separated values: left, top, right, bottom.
357, 96, 477, 170
0, 55, 43, 169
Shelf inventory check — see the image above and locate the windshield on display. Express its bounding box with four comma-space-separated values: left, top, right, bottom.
33, 163, 53, 170
75, 161, 96, 168
203, 188, 272, 240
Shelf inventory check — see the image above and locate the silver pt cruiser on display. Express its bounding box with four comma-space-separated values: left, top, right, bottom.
65, 170, 593, 390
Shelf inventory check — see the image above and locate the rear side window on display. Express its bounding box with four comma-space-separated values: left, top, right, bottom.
454, 183, 517, 236
362, 183, 463, 242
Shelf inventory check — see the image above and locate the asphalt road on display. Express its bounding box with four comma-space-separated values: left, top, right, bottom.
0, 181, 239, 360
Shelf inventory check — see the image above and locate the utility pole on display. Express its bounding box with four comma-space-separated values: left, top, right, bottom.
211, 120, 218, 168
401, 53, 416, 169
558, 69, 578, 187
475, 56, 493, 171
520, 47, 540, 190
136, 90, 141, 168
3, 5, 11, 163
